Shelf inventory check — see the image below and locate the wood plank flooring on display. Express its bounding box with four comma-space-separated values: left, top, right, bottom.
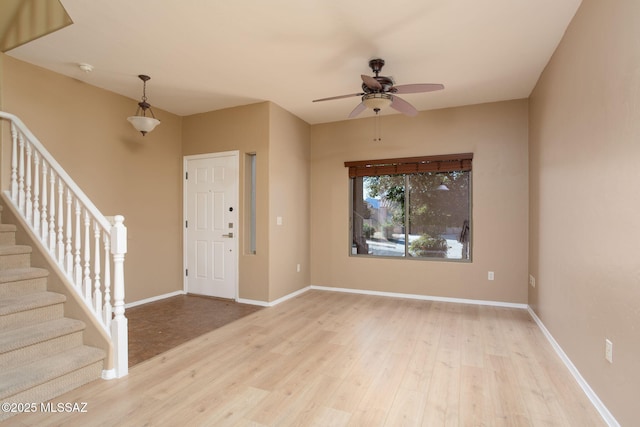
7, 290, 605, 426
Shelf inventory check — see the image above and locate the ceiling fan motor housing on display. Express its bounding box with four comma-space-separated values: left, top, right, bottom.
364, 58, 395, 93
362, 75, 394, 93
369, 58, 385, 74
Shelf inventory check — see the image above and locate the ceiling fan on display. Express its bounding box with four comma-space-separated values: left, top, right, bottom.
312, 58, 444, 118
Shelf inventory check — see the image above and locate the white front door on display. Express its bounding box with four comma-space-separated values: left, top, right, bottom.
184, 152, 238, 299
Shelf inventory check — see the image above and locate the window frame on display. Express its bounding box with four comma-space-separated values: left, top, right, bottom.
346, 153, 473, 262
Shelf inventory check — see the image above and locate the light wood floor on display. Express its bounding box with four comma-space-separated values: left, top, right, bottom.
9, 290, 604, 426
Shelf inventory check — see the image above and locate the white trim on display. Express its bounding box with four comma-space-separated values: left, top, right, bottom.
125, 290, 186, 309
527, 307, 619, 427
268, 286, 311, 306
236, 298, 270, 307
101, 369, 116, 380
237, 286, 311, 307
310, 285, 528, 309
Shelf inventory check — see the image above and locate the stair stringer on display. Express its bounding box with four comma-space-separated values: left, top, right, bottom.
0, 194, 114, 377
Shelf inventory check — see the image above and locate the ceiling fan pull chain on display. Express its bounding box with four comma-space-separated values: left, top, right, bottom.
373, 108, 382, 142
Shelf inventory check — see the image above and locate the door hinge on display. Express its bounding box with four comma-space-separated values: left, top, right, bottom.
185, 269, 188, 277
185, 171, 188, 180
185, 220, 188, 228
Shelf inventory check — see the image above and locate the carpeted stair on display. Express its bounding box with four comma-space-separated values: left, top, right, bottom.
0, 217, 105, 421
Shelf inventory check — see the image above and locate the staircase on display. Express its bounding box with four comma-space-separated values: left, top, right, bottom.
0, 209, 105, 421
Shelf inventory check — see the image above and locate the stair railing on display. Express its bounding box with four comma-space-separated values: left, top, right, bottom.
0, 112, 128, 378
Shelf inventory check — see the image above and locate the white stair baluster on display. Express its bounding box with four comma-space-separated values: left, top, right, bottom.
74, 200, 82, 288
25, 143, 32, 223
10, 122, 18, 202
57, 179, 64, 264
48, 169, 56, 253
65, 189, 73, 276
40, 161, 48, 243
93, 222, 103, 320
18, 131, 25, 213
83, 209, 92, 303
33, 152, 41, 234
103, 234, 112, 331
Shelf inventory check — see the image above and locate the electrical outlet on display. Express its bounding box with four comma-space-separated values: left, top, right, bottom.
488, 271, 494, 281
529, 274, 536, 288
296, 264, 301, 273
605, 339, 613, 363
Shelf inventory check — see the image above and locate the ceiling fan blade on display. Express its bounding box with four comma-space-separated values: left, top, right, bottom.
390, 96, 418, 117
348, 102, 367, 118
312, 92, 364, 102
391, 83, 444, 94
361, 74, 382, 91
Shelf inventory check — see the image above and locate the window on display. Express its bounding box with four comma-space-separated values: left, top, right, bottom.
245, 153, 257, 254
346, 153, 472, 261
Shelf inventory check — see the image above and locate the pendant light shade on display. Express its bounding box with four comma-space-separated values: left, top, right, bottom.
128, 74, 160, 136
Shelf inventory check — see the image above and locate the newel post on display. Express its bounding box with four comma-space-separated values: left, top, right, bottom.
110, 215, 128, 378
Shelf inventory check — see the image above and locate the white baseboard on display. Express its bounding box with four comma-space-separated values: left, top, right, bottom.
527, 307, 619, 427
125, 290, 186, 309
236, 298, 270, 307
237, 286, 311, 307
310, 285, 528, 309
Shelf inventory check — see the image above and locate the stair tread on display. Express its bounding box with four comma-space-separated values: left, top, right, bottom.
0, 245, 32, 255
0, 317, 85, 354
0, 267, 49, 284
0, 291, 66, 316
0, 224, 17, 232
0, 211, 108, 406
0, 345, 105, 400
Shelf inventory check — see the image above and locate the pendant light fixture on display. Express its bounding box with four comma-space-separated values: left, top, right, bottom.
127, 74, 160, 136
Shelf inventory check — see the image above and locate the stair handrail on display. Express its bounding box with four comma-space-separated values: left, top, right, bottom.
0, 111, 128, 378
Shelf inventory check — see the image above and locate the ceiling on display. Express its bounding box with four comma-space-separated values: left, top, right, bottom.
5, 0, 582, 125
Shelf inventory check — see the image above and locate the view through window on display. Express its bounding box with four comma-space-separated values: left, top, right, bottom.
347, 154, 472, 261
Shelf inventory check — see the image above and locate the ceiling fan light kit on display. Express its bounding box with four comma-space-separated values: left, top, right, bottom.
312, 58, 444, 119
362, 93, 392, 110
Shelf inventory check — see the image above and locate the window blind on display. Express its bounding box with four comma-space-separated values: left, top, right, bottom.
344, 153, 473, 178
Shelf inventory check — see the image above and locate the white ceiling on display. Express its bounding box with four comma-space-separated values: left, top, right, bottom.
6, 0, 582, 124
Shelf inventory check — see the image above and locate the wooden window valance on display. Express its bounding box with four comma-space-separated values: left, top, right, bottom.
344, 153, 473, 178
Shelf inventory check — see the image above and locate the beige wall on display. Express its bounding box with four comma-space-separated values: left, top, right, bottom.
310, 100, 529, 303
0, 54, 184, 304
182, 102, 312, 302
182, 103, 271, 301
268, 103, 311, 301
529, 0, 640, 424
0, 57, 313, 306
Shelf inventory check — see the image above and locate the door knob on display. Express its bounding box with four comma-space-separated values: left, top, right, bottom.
222, 232, 234, 238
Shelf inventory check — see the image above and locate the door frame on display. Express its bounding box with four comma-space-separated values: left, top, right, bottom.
183, 150, 240, 299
